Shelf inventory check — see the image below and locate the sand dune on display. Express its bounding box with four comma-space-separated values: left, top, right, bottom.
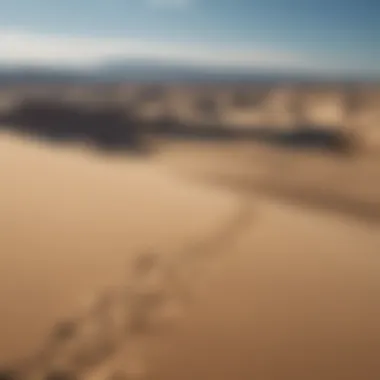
0, 133, 237, 366
149, 198, 380, 380
1, 133, 380, 379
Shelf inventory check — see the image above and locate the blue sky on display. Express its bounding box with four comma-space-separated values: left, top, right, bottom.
0, 0, 378, 77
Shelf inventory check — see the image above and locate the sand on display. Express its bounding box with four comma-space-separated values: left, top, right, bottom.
149, 198, 380, 380
0, 132, 380, 379
0, 133, 237, 364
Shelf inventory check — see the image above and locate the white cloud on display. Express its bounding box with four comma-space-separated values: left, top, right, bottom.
0, 29, 330, 73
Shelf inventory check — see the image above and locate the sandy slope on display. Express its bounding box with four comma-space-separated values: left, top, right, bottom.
1, 134, 380, 380
149, 198, 380, 380
0, 133, 237, 365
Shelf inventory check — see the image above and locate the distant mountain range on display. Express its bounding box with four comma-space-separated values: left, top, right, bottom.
0, 60, 377, 85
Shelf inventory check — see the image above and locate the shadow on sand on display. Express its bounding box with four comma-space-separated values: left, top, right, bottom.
148, 116, 357, 155
0, 99, 357, 155
0, 99, 147, 154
